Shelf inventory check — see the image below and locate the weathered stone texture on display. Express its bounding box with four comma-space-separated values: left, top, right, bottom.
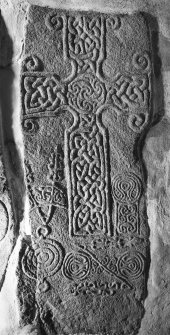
17, 238, 37, 328
20, 6, 153, 334
0, 155, 15, 288
0, 15, 17, 293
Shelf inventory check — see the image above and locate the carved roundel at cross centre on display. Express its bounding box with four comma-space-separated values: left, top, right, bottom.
67, 73, 106, 113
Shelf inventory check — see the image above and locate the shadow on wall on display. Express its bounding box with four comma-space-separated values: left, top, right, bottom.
137, 12, 165, 206
143, 12, 170, 202
0, 14, 25, 231
131, 12, 164, 319
138, 12, 164, 167
138, 12, 170, 335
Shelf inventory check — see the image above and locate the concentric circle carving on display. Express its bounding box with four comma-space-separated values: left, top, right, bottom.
117, 252, 145, 281
112, 173, 142, 203
35, 239, 64, 277
63, 252, 91, 280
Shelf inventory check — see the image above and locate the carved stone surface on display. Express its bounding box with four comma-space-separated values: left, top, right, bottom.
21, 6, 152, 334
0, 155, 15, 288
17, 238, 37, 327
0, 14, 16, 291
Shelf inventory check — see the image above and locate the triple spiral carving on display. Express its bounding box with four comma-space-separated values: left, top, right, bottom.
68, 73, 106, 113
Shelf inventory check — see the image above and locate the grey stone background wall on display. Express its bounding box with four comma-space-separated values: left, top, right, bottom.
0, 0, 170, 334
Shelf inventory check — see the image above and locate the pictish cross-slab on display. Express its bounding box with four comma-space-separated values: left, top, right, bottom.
20, 6, 152, 335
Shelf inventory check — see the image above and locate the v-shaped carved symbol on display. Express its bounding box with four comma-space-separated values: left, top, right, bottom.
26, 146, 67, 226
33, 184, 67, 225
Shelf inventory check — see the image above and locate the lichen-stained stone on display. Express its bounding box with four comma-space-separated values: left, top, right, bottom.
21, 5, 153, 335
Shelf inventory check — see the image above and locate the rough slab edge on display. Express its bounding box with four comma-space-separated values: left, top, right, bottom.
26, 0, 150, 15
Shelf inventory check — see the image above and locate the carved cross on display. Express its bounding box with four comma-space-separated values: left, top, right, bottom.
22, 12, 151, 238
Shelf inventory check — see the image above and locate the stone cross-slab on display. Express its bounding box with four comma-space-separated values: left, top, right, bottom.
20, 5, 152, 334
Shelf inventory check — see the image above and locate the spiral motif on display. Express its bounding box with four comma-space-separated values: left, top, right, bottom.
45, 13, 63, 31
33, 185, 67, 207
128, 113, 147, 133
23, 119, 39, 133
118, 203, 138, 234
112, 173, 142, 203
67, 73, 106, 113
23, 55, 43, 72
133, 52, 151, 72
35, 238, 64, 277
117, 252, 145, 280
106, 17, 121, 30
63, 252, 91, 280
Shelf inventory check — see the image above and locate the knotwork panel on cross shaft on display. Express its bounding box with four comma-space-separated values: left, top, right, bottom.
20, 6, 152, 335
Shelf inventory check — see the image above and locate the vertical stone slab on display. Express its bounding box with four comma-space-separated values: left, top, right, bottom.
21, 6, 152, 334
